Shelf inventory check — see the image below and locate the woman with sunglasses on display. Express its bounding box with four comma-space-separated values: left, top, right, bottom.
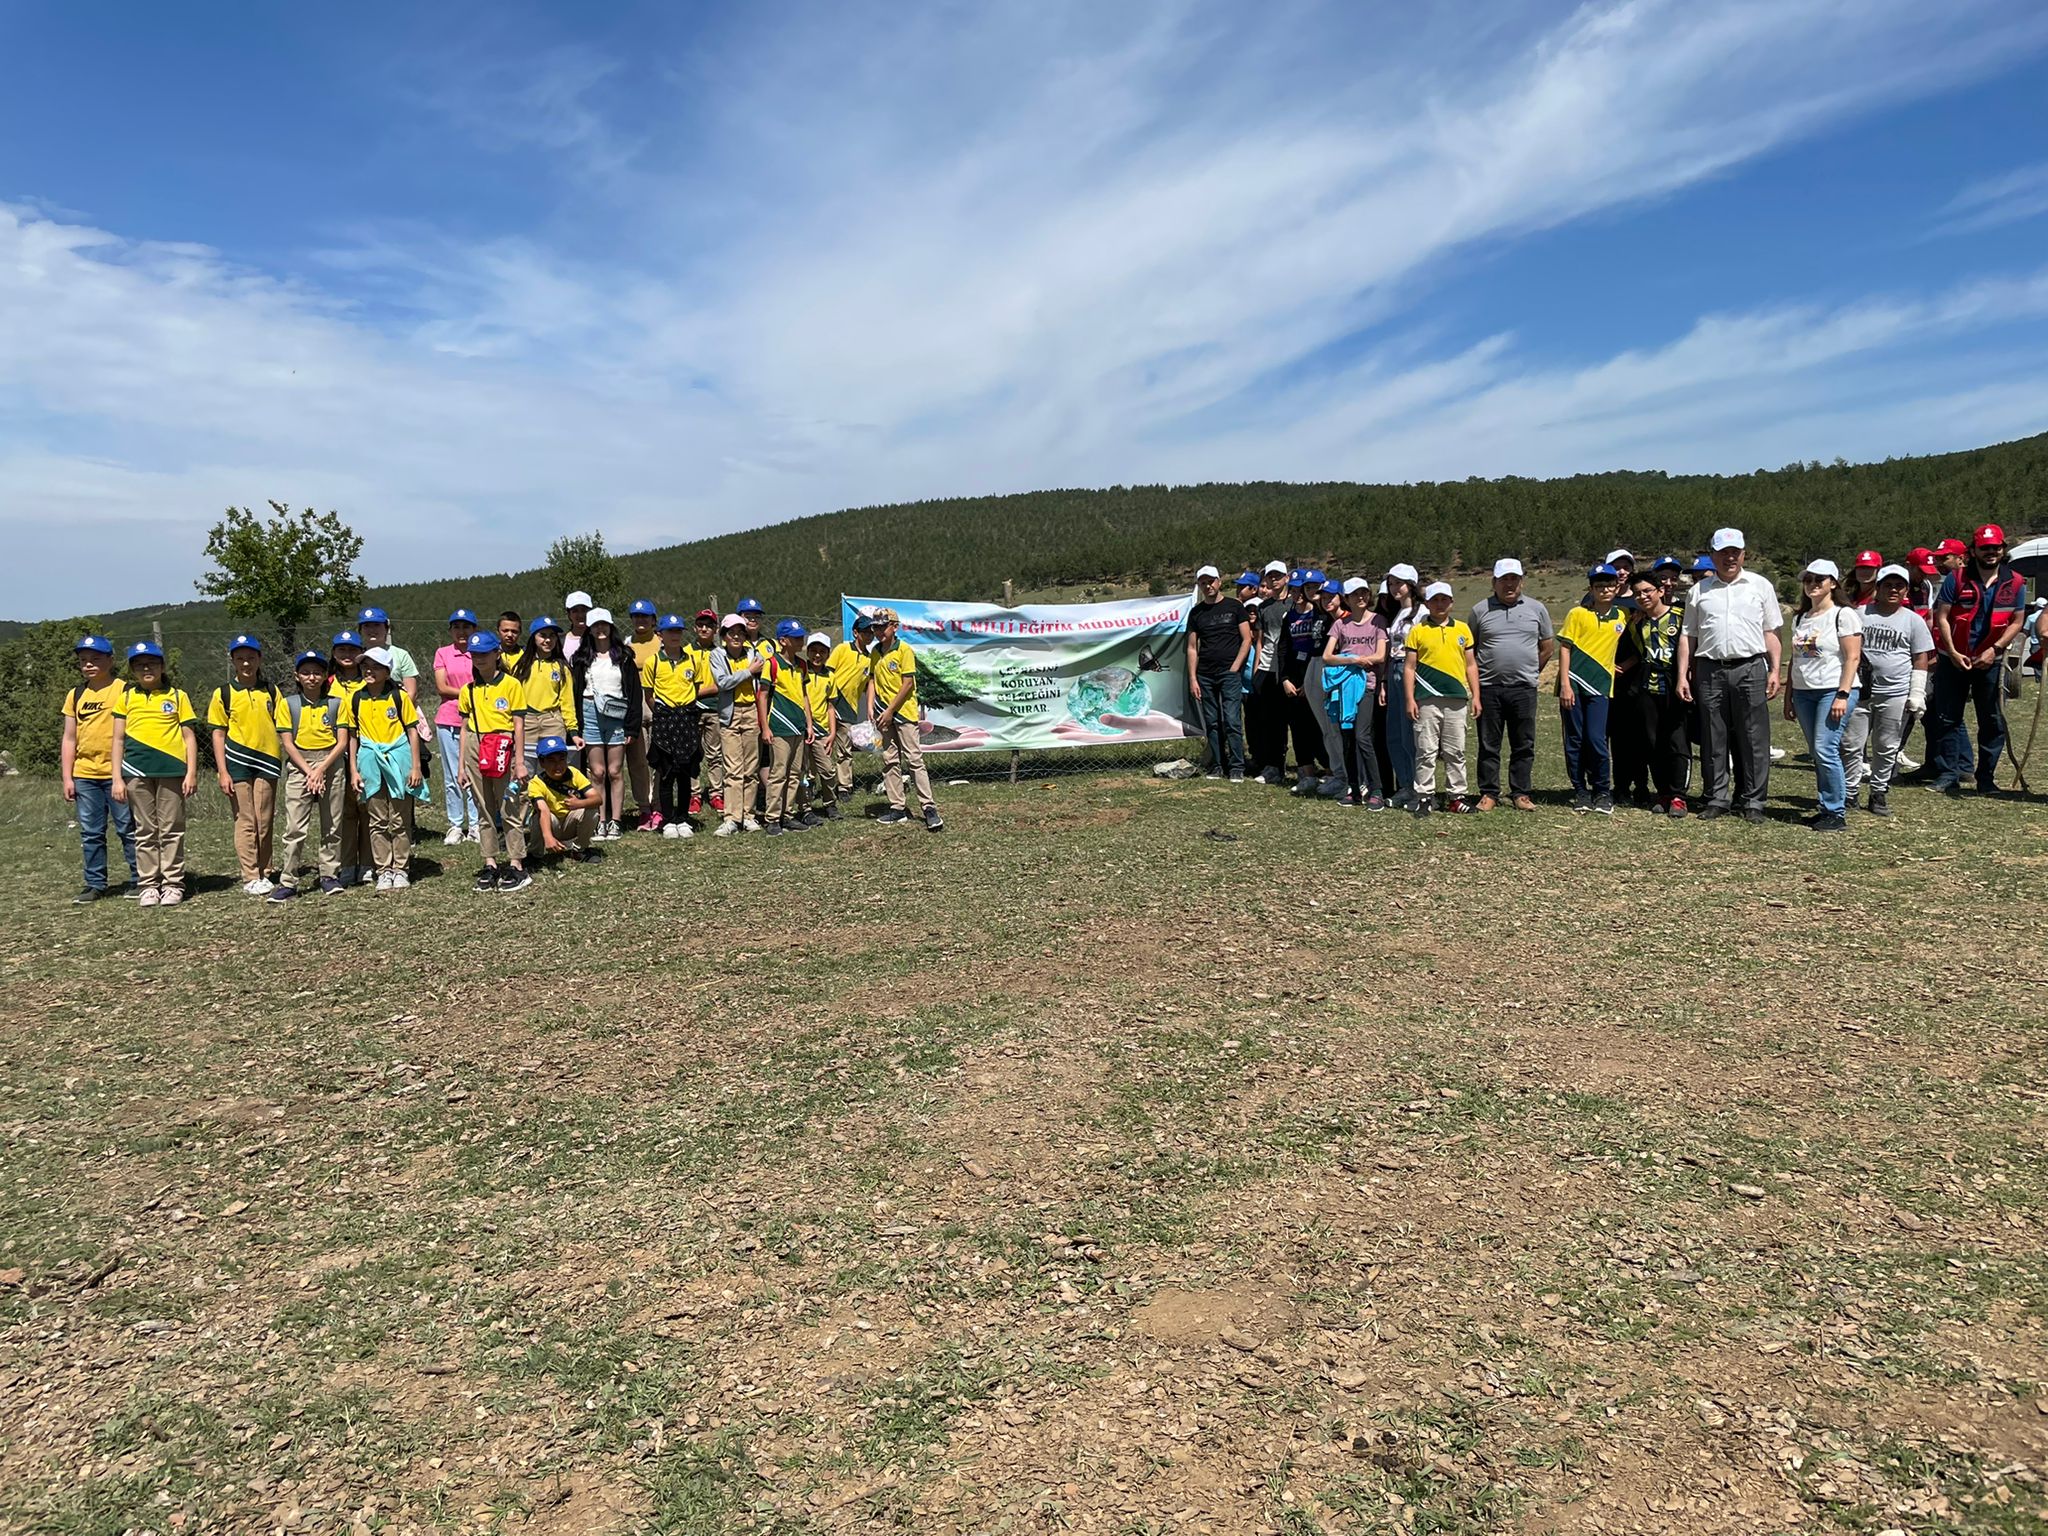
1782, 558, 1863, 831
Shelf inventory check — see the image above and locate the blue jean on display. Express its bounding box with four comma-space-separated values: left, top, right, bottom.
1383, 695, 1414, 797
74, 776, 137, 891
1560, 693, 1611, 793
436, 723, 478, 828
1928, 659, 2007, 788
1196, 669, 1243, 775
1792, 686, 1858, 814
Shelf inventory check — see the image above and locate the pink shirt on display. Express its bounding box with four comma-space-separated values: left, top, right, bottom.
431, 644, 474, 728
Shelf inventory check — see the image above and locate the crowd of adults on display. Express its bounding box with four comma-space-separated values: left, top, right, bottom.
1182, 524, 2038, 827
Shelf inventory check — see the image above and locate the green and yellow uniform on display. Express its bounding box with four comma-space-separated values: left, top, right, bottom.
115, 684, 197, 778
527, 765, 593, 818
765, 654, 812, 737
868, 640, 920, 721
207, 682, 289, 780
826, 639, 869, 721
340, 684, 419, 746
724, 649, 760, 708
805, 668, 833, 732
1559, 602, 1629, 698
63, 679, 124, 780
1404, 620, 1475, 701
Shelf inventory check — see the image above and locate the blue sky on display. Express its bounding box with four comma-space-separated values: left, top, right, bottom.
3, 0, 2047, 618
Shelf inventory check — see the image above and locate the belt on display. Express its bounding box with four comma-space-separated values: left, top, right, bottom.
1697, 653, 1765, 664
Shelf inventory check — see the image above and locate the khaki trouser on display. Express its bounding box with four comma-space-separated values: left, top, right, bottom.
699, 714, 724, 800
878, 714, 936, 812
128, 778, 187, 892
229, 775, 278, 882
1413, 702, 1469, 798
460, 736, 527, 865
765, 735, 804, 825
804, 736, 836, 811
720, 723, 761, 825
279, 764, 345, 886
833, 727, 855, 796
538, 802, 596, 853
366, 792, 410, 874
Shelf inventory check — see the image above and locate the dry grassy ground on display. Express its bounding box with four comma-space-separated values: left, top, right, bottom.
2, 714, 2043, 1536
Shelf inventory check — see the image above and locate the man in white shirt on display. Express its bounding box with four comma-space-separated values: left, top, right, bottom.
1676, 528, 1783, 823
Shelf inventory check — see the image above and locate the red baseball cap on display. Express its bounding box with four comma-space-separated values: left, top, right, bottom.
1935, 538, 1968, 558
694, 607, 718, 621
1973, 523, 2006, 548
1853, 549, 1881, 569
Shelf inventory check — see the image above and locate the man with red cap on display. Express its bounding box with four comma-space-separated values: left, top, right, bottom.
1928, 524, 2029, 795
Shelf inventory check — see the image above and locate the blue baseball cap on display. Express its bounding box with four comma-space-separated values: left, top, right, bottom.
736, 597, 764, 615
1286, 570, 1310, 589
1649, 556, 1681, 574
448, 607, 479, 626
229, 633, 262, 653
74, 634, 114, 655
331, 629, 363, 650
534, 734, 570, 759
774, 617, 805, 640
628, 598, 657, 617
357, 606, 389, 625
528, 615, 561, 636
126, 641, 164, 662
657, 612, 687, 632
1588, 563, 1620, 580
467, 632, 501, 655
1321, 577, 1345, 594
1235, 570, 1259, 588
852, 612, 876, 631
293, 649, 329, 668
1690, 554, 1715, 573
1304, 568, 1328, 586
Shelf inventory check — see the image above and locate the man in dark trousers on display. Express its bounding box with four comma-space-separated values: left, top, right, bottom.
1929, 523, 2029, 795
1467, 558, 1552, 811
1677, 528, 1783, 823
1185, 565, 1252, 781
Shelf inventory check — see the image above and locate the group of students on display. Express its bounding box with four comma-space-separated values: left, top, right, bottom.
57, 594, 944, 906
1183, 524, 2037, 829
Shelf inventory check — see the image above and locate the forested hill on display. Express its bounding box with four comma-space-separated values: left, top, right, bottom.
26, 432, 2048, 636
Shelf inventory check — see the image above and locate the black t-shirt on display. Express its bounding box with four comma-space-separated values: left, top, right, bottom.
1186, 597, 1249, 672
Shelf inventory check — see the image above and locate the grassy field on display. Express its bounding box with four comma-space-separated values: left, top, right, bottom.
2, 707, 2044, 1536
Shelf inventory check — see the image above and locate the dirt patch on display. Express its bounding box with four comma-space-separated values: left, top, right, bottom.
1133, 1283, 1296, 1348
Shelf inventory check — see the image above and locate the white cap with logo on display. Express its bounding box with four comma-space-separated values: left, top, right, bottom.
1423, 580, 1453, 600
1710, 528, 1745, 551
564, 590, 594, 610
1493, 558, 1524, 578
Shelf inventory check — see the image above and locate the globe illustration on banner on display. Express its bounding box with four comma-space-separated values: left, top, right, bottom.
1064, 665, 1151, 733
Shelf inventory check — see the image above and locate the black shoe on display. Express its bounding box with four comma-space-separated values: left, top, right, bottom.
1699, 805, 1726, 821
923, 806, 944, 832
1812, 812, 1847, 832
1411, 798, 1432, 818
475, 868, 500, 894
877, 808, 911, 825
1975, 780, 2000, 797
1741, 808, 1767, 824
581, 846, 607, 860
72, 886, 106, 905
266, 884, 297, 903
1867, 792, 1891, 818
1571, 789, 1591, 814
498, 866, 532, 891
800, 813, 826, 828
821, 803, 842, 820
763, 823, 786, 837
1931, 778, 1963, 798
1592, 793, 1614, 816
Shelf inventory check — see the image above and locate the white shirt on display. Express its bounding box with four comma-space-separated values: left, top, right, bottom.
1681, 570, 1782, 661
1789, 604, 1863, 692
585, 652, 624, 710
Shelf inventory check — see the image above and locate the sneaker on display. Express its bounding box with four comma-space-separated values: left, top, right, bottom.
1317, 778, 1345, 799
118, 884, 143, 899
923, 805, 944, 832
1411, 797, 1432, 818
390, 872, 410, 889
1571, 789, 1592, 814
763, 823, 786, 837
1365, 794, 1388, 811
158, 887, 184, 906
1447, 797, 1474, 814
1512, 794, 1537, 812
1699, 805, 1726, 821
358, 869, 376, 886
689, 793, 703, 815
1260, 769, 1284, 786
475, 868, 500, 893
1593, 793, 1614, 816
1228, 772, 1246, 784
741, 816, 763, 833
1867, 791, 1891, 818
642, 813, 665, 834
800, 813, 826, 829
443, 827, 464, 846
671, 820, 695, 838
319, 876, 346, 895
1475, 795, 1497, 812
1768, 745, 1787, 762
1812, 812, 1847, 832
464, 826, 480, 843
580, 846, 606, 861
714, 820, 739, 837
1930, 778, 1963, 798
375, 872, 395, 891
822, 802, 843, 819
1741, 808, 1767, 825
498, 866, 532, 892
72, 887, 106, 905
709, 793, 725, 814
267, 884, 297, 903
1667, 796, 1689, 819
1895, 752, 1920, 773
242, 878, 274, 896
138, 887, 162, 908
878, 808, 911, 826
1204, 771, 1224, 781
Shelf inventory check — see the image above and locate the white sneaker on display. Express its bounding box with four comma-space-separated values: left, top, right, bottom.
714, 820, 738, 837
443, 827, 463, 845
138, 887, 161, 908
1768, 746, 1787, 762
673, 820, 694, 838
242, 878, 273, 896
390, 872, 410, 889
375, 872, 394, 891
158, 887, 183, 906
742, 817, 763, 832
1897, 751, 1920, 773
358, 869, 376, 885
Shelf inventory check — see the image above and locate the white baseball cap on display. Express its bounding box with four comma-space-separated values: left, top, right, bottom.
1423, 580, 1453, 600
1710, 528, 1745, 551
1802, 558, 1841, 580
1387, 562, 1420, 585
1342, 576, 1369, 595
1605, 548, 1634, 565
807, 631, 831, 649
586, 606, 614, 628
564, 590, 594, 609
1492, 558, 1524, 578
1875, 563, 1910, 584
361, 646, 393, 669
1195, 564, 1221, 580
1262, 559, 1288, 576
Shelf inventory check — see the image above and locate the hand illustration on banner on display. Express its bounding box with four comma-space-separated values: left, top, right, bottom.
1050, 711, 1185, 743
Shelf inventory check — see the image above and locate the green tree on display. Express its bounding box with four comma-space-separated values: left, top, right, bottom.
196, 501, 365, 654
0, 620, 114, 772
544, 531, 624, 608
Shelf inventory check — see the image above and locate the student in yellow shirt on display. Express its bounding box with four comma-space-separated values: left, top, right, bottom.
327, 630, 371, 885
826, 615, 875, 804
515, 616, 576, 774
109, 642, 199, 907
644, 613, 702, 838
761, 619, 815, 834
1557, 562, 1631, 815
207, 634, 290, 896
712, 615, 769, 836
801, 632, 840, 822
1402, 581, 1482, 817
340, 647, 425, 892
495, 611, 524, 670
457, 632, 533, 892
527, 735, 603, 862
271, 649, 350, 901
60, 634, 138, 903
865, 608, 942, 831
687, 609, 725, 815
624, 598, 660, 828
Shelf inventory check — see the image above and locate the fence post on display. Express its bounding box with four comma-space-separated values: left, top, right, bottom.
151, 620, 163, 651
1002, 579, 1013, 607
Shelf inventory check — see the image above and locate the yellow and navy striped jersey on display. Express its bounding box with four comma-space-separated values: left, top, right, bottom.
765, 654, 813, 737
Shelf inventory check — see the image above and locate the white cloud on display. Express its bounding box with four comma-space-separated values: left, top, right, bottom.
4, 0, 2048, 617
1934, 160, 2048, 237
